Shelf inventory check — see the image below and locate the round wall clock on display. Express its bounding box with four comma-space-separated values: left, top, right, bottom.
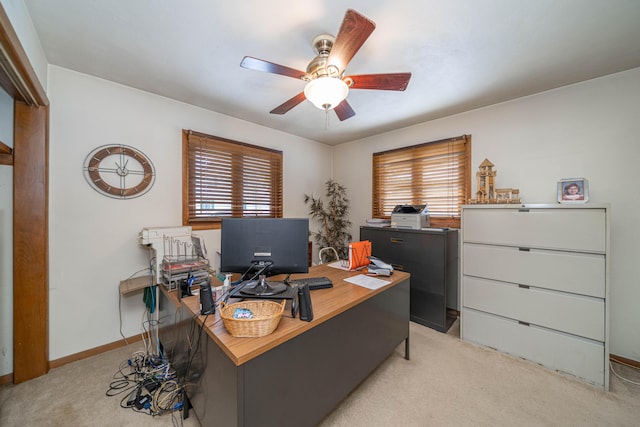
83, 144, 155, 199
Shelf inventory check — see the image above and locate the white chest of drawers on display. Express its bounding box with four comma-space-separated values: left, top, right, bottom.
461, 204, 609, 389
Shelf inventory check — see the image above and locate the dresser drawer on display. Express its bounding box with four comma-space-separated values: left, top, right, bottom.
463, 276, 604, 341
365, 230, 444, 268
364, 229, 409, 265
463, 243, 605, 297
462, 208, 606, 253
462, 308, 605, 387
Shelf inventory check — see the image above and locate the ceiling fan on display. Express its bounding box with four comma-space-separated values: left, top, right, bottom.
240, 9, 411, 121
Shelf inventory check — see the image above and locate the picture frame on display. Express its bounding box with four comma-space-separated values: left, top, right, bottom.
558, 178, 589, 203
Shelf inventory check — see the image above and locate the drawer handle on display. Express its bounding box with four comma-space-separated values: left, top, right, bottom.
518, 284, 530, 289
390, 238, 404, 244
518, 247, 530, 252
518, 208, 530, 213
518, 321, 530, 326
392, 264, 404, 271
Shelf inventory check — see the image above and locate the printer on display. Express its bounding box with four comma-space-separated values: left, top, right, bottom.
391, 204, 430, 229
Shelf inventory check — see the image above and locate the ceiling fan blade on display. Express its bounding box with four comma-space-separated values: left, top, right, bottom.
270, 92, 307, 115
334, 99, 356, 121
326, 9, 376, 75
241, 56, 307, 80
345, 73, 412, 91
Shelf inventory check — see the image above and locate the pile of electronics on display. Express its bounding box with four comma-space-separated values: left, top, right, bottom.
107, 350, 185, 418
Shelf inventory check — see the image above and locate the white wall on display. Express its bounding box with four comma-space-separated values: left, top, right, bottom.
0, 86, 13, 376
334, 67, 640, 362
47, 66, 332, 360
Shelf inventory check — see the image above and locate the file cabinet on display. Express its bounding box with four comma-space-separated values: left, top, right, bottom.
461, 204, 609, 389
360, 226, 459, 332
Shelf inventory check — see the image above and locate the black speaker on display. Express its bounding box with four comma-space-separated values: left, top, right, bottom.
297, 284, 313, 322
200, 282, 215, 315
180, 278, 193, 298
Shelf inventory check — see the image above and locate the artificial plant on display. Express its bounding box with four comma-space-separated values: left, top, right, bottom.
304, 179, 352, 263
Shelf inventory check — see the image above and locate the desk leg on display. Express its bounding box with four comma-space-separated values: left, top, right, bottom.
405, 335, 410, 360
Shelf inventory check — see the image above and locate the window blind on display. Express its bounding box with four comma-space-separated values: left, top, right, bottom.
183, 130, 283, 229
372, 135, 471, 228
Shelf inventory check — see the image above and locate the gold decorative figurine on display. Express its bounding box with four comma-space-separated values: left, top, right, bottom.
468, 159, 521, 204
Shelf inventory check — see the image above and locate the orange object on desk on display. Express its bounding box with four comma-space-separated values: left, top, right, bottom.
348, 240, 371, 270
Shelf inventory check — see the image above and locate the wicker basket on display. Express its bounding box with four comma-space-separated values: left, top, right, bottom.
219, 299, 286, 337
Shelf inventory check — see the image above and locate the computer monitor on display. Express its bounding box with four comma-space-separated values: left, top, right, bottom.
220, 217, 309, 296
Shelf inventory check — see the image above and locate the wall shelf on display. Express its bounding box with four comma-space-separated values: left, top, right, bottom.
0, 140, 12, 165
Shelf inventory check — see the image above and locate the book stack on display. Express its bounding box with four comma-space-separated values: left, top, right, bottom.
366, 218, 391, 228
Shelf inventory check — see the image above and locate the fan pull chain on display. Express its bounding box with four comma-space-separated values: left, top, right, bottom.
325, 107, 330, 130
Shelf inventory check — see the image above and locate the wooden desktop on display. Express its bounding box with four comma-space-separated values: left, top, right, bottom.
158, 264, 410, 427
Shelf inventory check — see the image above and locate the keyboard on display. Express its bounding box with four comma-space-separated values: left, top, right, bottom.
293, 276, 333, 290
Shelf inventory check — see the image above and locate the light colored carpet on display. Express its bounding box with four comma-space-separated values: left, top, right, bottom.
1, 320, 639, 426
0, 343, 201, 427
321, 320, 640, 426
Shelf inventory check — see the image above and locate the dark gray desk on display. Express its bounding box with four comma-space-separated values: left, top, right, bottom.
159, 264, 410, 427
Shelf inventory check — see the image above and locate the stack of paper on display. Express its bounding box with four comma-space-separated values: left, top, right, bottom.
344, 274, 391, 290
366, 218, 391, 227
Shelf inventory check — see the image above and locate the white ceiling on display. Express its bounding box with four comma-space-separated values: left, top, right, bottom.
23, 0, 640, 145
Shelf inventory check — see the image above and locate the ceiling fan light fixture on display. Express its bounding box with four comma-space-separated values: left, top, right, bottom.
304, 77, 349, 110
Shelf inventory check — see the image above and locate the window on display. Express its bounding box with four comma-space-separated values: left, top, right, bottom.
372, 135, 471, 228
183, 130, 283, 230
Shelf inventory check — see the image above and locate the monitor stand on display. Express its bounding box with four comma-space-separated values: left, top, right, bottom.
240, 274, 288, 296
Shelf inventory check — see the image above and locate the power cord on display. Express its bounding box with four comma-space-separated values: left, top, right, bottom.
610, 360, 640, 386
111, 254, 187, 424
119, 265, 155, 344
106, 350, 185, 419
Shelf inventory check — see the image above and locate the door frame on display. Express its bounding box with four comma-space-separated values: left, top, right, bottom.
0, 3, 50, 384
